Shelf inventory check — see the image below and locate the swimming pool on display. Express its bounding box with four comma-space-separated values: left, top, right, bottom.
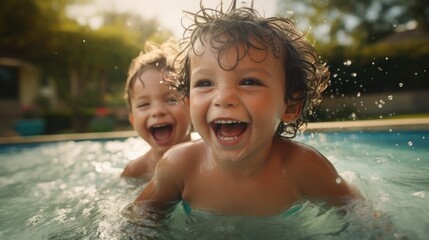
0, 129, 428, 239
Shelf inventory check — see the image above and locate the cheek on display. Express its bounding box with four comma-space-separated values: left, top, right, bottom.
172, 105, 191, 122
246, 94, 278, 111
188, 101, 207, 130
246, 94, 285, 119
130, 110, 149, 125
189, 94, 205, 114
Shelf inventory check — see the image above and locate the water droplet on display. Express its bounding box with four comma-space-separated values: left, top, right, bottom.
408, 141, 413, 146
335, 177, 342, 184
351, 73, 357, 77
356, 92, 361, 97
343, 60, 352, 66
388, 95, 393, 100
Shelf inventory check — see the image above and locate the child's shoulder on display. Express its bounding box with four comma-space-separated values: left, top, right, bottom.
276, 138, 331, 169
164, 138, 205, 158
277, 137, 323, 156
158, 139, 206, 170
121, 152, 153, 178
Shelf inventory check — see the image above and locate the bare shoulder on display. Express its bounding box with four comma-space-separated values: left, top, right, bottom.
156, 139, 206, 179
121, 152, 152, 178
276, 138, 359, 205
274, 138, 332, 169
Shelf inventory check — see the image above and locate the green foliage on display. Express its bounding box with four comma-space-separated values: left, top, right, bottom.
0, 0, 172, 133
277, 0, 429, 46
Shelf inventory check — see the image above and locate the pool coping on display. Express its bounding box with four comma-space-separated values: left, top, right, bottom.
303, 117, 429, 132
1, 117, 428, 145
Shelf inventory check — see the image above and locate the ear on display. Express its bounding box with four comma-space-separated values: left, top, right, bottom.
128, 112, 134, 126
281, 100, 302, 123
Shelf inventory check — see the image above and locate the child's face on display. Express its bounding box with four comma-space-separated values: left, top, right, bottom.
188, 38, 297, 161
129, 68, 192, 154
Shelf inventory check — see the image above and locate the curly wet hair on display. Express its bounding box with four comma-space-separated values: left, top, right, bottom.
167, 0, 329, 138
124, 39, 181, 111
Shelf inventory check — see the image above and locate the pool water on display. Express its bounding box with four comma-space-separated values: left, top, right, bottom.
0, 131, 428, 239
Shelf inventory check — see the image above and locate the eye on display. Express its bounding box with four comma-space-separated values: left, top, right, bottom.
136, 102, 149, 109
167, 97, 179, 105
193, 79, 213, 88
240, 78, 262, 86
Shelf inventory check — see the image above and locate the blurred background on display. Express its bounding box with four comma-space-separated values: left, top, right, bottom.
1, 0, 428, 137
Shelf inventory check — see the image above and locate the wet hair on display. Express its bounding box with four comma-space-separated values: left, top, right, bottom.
168, 0, 329, 138
124, 39, 181, 111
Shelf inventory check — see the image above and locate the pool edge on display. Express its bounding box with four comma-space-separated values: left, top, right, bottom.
303, 117, 429, 132
1, 118, 428, 145
0, 131, 138, 145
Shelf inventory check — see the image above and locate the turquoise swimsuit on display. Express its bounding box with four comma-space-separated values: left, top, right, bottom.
182, 201, 193, 215
181, 201, 302, 217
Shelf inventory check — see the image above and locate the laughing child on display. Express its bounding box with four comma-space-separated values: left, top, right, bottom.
131, 2, 361, 216
121, 39, 193, 179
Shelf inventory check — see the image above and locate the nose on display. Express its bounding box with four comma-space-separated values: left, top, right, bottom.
213, 87, 239, 108
151, 102, 168, 118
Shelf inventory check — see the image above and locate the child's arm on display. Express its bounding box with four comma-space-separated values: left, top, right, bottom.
132, 160, 182, 218
131, 143, 191, 218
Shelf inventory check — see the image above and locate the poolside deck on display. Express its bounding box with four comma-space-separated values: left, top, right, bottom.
1, 118, 428, 145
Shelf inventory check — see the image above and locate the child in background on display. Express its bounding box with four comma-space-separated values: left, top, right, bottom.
131, 2, 361, 216
121, 39, 193, 179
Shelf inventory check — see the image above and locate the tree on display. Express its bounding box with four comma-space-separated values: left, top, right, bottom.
1, 0, 171, 132
277, 0, 429, 46
0, 0, 74, 56
45, 11, 171, 131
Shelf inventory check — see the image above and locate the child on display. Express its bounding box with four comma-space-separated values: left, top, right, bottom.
121, 39, 193, 179
131, 2, 361, 216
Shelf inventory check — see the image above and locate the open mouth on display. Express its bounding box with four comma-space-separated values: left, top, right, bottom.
150, 123, 173, 142
210, 120, 248, 142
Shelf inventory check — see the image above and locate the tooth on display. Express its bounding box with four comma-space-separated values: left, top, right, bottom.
153, 124, 167, 128
219, 135, 238, 141
215, 120, 241, 124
